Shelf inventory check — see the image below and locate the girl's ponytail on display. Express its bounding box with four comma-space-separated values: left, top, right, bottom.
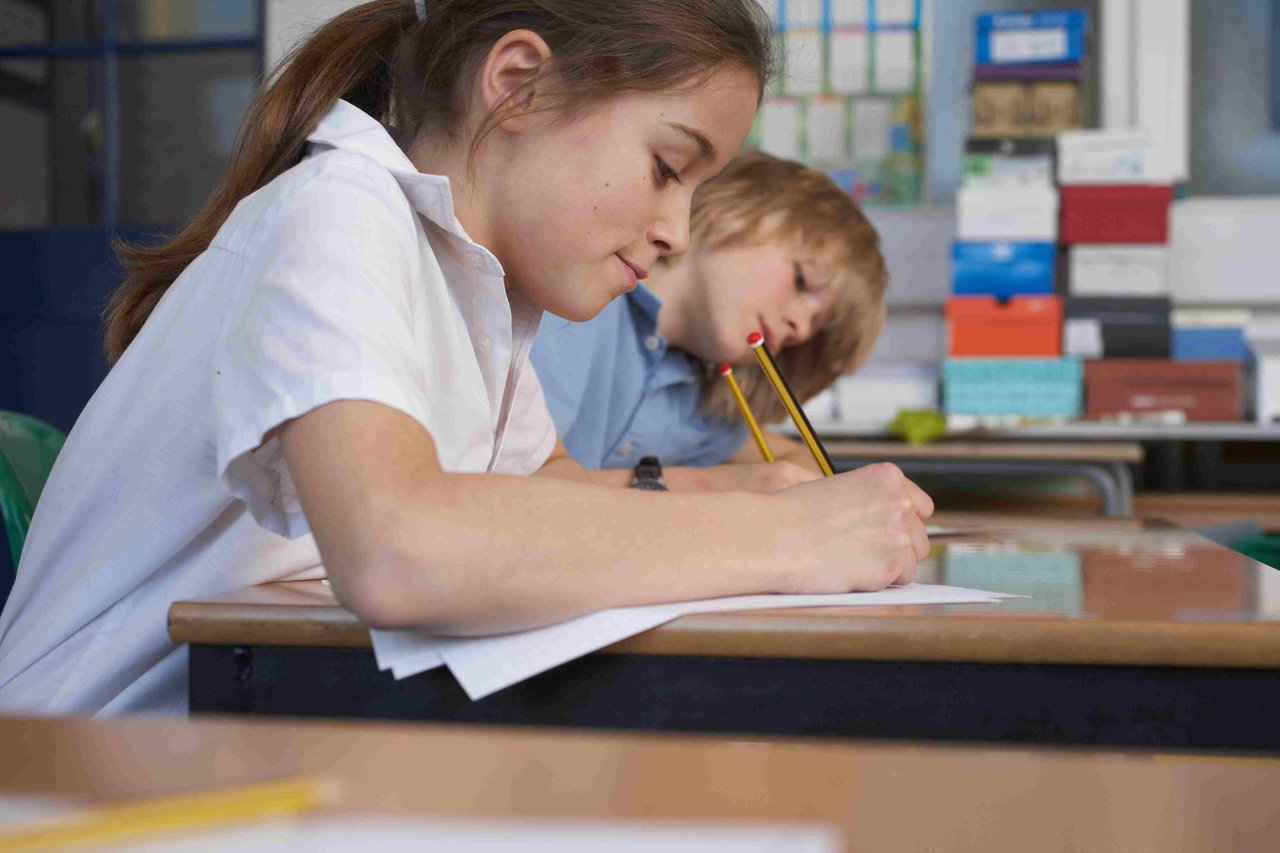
104, 0, 416, 362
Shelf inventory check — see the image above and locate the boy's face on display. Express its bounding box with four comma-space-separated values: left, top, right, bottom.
682, 233, 838, 364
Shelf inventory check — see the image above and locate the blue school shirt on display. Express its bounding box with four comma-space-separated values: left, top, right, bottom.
532, 283, 749, 469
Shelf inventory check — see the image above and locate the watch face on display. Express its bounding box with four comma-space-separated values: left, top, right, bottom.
630, 480, 669, 492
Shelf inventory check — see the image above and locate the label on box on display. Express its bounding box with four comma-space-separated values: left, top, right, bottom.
990, 28, 1068, 64
1065, 318, 1103, 359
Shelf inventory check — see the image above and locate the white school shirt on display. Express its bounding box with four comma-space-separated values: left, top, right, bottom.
0, 99, 557, 716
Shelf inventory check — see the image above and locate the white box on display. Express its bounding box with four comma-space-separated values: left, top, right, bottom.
957, 186, 1059, 241
833, 363, 940, 431
1056, 129, 1171, 185
1169, 198, 1280, 304
1068, 245, 1169, 297
1249, 318, 1280, 425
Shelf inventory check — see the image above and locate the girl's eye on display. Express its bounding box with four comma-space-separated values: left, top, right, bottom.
654, 157, 682, 186
793, 263, 808, 291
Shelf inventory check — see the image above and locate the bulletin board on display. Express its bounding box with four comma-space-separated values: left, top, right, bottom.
749, 0, 925, 206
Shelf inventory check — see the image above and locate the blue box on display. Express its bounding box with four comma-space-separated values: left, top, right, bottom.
1172, 327, 1251, 362
943, 357, 1082, 417
975, 10, 1089, 66
952, 242, 1056, 299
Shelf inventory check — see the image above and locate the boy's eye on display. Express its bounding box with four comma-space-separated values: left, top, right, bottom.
793, 263, 808, 291
654, 156, 682, 185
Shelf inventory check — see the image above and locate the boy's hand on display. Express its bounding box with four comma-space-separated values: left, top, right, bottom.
775, 463, 934, 593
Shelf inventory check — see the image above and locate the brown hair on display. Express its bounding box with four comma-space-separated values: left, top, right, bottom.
684, 150, 887, 424
104, 0, 775, 362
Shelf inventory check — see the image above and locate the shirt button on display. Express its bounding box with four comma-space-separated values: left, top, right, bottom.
643, 336, 661, 351
478, 334, 492, 349
620, 441, 635, 456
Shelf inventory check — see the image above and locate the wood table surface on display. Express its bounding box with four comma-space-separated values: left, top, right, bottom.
3, 714, 1278, 853
170, 512, 1280, 670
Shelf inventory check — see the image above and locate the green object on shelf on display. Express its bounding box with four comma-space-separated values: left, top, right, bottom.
1236, 535, 1280, 570
889, 409, 947, 445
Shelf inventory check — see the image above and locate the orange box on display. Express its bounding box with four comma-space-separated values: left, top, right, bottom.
947, 295, 1063, 356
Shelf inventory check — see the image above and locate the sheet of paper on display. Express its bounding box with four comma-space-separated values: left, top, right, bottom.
784, 30, 824, 94
830, 0, 869, 27
806, 97, 846, 161
873, 30, 915, 92
874, 0, 917, 26
786, 0, 823, 29
379, 584, 1019, 700
851, 97, 892, 160
828, 30, 869, 94
760, 98, 802, 160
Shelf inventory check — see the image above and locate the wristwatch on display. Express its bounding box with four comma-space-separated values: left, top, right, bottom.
630, 456, 669, 491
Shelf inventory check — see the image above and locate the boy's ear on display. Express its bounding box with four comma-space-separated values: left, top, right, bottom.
478, 29, 554, 133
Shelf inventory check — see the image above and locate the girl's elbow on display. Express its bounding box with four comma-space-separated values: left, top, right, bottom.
330, 553, 441, 631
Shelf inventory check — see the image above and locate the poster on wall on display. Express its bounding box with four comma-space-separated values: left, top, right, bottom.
748, 0, 925, 206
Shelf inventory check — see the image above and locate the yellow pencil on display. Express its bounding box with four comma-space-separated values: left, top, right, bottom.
719, 363, 774, 462
0, 776, 333, 852
747, 331, 834, 477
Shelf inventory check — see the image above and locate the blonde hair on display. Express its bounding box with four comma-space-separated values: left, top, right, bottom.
684, 150, 887, 424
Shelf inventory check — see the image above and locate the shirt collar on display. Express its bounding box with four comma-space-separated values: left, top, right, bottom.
306, 99, 502, 275
626, 281, 664, 338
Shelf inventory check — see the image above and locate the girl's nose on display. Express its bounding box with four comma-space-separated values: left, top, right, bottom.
649, 191, 692, 257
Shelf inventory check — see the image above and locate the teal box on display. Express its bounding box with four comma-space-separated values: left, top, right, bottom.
943, 357, 1083, 417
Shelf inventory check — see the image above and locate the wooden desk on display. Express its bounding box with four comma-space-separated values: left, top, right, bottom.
824, 440, 1143, 516
4, 715, 1279, 852
171, 514, 1280, 751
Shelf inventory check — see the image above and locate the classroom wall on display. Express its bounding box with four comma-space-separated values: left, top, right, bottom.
266, 0, 367, 71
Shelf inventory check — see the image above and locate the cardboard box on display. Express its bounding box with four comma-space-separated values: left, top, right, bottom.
1064, 296, 1171, 359
1060, 185, 1172, 244
1084, 360, 1242, 421
957, 186, 1059, 241
963, 137, 1056, 189
972, 81, 1083, 138
1169, 198, 1280, 305
947, 295, 1063, 357
1067, 246, 1168, 297
952, 241, 1056, 299
1057, 130, 1170, 184
943, 357, 1082, 417
975, 10, 1089, 66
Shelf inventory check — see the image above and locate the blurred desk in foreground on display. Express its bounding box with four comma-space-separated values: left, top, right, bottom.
4, 715, 1279, 852
825, 440, 1143, 516
170, 514, 1280, 751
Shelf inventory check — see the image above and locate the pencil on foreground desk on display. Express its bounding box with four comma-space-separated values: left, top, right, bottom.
719, 362, 774, 462
0, 776, 333, 852
748, 331, 834, 477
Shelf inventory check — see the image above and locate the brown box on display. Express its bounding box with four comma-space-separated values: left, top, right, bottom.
1025, 80, 1083, 135
971, 82, 1027, 138
1084, 360, 1242, 421
972, 80, 1083, 138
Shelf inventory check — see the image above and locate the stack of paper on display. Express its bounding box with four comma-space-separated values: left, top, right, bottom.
371, 583, 1018, 700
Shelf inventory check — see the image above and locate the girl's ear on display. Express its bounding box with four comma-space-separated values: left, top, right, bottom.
478, 29, 555, 134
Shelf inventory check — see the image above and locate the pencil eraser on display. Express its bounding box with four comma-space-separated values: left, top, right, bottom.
718, 363, 732, 375
747, 331, 764, 347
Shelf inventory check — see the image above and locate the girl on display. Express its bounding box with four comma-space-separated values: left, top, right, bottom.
0, 0, 932, 716
532, 151, 887, 493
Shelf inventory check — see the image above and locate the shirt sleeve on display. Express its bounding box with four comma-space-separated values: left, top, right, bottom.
211, 155, 433, 538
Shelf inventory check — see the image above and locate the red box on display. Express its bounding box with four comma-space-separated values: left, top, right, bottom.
947, 295, 1063, 357
1084, 360, 1242, 421
1060, 185, 1173, 244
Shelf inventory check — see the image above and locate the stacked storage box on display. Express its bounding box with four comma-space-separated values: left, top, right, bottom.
1058, 131, 1243, 421
946, 11, 1087, 423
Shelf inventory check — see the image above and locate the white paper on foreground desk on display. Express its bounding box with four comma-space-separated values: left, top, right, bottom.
371, 583, 1017, 701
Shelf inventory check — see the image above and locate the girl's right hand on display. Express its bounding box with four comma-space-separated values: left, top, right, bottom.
775, 463, 934, 594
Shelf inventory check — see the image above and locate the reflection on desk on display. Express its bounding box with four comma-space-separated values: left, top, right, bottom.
170, 513, 1280, 750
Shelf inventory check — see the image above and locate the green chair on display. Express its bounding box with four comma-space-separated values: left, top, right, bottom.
0, 411, 67, 604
